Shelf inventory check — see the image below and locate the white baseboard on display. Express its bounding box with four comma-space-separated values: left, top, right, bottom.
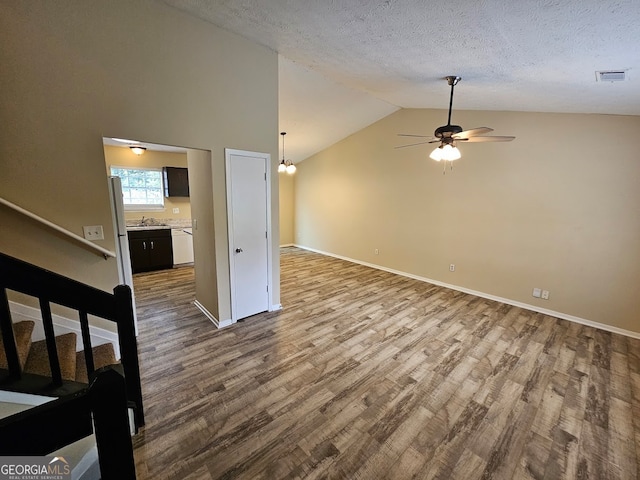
193, 301, 281, 328
293, 244, 640, 339
193, 300, 234, 329
8, 301, 121, 358
279, 243, 295, 248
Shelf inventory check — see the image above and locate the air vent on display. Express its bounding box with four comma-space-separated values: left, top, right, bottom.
595, 70, 628, 82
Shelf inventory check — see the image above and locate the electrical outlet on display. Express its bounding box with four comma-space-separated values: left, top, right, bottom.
83, 225, 104, 241
374, 249, 379, 255
449, 264, 455, 272
532, 288, 541, 298
541, 290, 550, 300
173, 207, 180, 214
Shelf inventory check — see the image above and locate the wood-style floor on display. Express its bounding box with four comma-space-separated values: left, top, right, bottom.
132, 247, 640, 480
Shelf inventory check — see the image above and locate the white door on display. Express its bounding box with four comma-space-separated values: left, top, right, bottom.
226, 149, 271, 321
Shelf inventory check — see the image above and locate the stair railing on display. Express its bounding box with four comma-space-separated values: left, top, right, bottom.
0, 252, 144, 428
0, 197, 116, 259
0, 366, 137, 479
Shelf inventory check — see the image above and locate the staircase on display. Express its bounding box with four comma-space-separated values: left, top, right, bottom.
1, 251, 144, 429
0, 320, 117, 385
0, 250, 141, 478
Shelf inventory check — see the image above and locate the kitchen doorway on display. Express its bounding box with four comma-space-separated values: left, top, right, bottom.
103, 138, 196, 332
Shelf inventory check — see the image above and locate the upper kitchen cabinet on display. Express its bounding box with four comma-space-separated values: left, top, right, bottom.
163, 167, 190, 197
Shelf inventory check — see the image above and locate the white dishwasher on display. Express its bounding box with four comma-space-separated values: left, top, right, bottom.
171, 228, 194, 265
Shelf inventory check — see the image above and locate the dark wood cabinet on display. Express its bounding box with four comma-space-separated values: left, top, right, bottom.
163, 167, 189, 197
127, 229, 173, 273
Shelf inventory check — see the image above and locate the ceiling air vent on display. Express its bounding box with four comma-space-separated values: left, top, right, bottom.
595, 70, 628, 82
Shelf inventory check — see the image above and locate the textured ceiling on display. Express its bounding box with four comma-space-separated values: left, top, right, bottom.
160, 0, 640, 161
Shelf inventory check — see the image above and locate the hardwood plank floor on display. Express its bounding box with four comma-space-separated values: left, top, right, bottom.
132, 247, 639, 479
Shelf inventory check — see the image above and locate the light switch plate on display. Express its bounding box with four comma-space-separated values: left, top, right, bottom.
532, 288, 541, 298
83, 225, 104, 240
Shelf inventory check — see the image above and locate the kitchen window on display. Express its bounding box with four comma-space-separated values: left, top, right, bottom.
110, 166, 164, 210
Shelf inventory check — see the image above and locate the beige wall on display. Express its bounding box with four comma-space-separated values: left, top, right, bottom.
103, 145, 191, 223
0, 0, 279, 326
295, 108, 640, 334
187, 149, 220, 319
278, 173, 295, 245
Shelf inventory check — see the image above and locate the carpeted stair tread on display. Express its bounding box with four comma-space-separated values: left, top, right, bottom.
23, 333, 78, 381
75, 343, 117, 383
0, 320, 35, 370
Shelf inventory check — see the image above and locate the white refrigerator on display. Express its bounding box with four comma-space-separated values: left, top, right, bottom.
108, 176, 138, 335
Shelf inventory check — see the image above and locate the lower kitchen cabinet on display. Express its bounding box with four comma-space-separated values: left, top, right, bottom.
127, 229, 173, 273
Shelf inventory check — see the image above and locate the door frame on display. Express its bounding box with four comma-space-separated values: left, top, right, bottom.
225, 148, 274, 323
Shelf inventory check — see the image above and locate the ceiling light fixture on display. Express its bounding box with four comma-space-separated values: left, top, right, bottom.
429, 143, 461, 162
130, 146, 147, 155
397, 76, 513, 173
279, 132, 296, 174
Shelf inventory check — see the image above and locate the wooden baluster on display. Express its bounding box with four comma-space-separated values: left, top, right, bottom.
0, 288, 21, 380
114, 285, 144, 428
90, 367, 137, 480
39, 298, 62, 386
79, 310, 95, 376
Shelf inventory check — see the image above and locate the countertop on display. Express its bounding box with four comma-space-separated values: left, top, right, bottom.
126, 221, 192, 231
126, 225, 173, 231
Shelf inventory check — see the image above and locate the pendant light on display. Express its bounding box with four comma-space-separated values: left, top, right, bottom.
279, 132, 296, 174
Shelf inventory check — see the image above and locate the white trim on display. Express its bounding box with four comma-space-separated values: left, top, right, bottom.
0, 390, 55, 406
8, 301, 121, 358
225, 148, 273, 322
270, 304, 283, 312
294, 244, 640, 340
279, 243, 295, 247
194, 300, 234, 329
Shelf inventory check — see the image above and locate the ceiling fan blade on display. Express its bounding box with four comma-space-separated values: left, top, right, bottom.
453, 127, 493, 139
397, 134, 432, 138
394, 140, 433, 149
463, 136, 515, 143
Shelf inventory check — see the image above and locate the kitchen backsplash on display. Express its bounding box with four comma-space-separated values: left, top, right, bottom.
126, 217, 192, 228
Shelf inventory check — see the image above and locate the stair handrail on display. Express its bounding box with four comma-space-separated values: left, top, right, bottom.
0, 197, 116, 259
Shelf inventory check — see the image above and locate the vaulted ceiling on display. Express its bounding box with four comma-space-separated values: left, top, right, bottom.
160, 0, 640, 161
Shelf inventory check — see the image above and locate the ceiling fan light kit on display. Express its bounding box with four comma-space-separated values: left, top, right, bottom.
429, 144, 461, 162
397, 75, 515, 172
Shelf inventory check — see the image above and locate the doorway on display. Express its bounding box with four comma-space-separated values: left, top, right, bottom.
103, 138, 195, 328
226, 149, 273, 322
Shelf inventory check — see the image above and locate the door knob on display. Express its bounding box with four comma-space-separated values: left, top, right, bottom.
235, 248, 243, 253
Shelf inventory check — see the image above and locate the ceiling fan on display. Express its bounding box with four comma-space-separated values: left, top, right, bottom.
396, 76, 515, 163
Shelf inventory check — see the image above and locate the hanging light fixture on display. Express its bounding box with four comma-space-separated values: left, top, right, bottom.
130, 145, 147, 155
429, 143, 461, 162
278, 132, 286, 173
279, 132, 296, 174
